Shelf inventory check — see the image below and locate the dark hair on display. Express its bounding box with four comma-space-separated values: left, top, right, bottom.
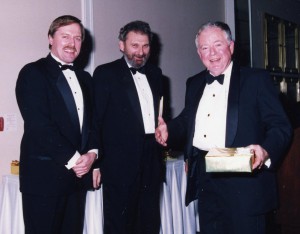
118, 20, 153, 43
48, 15, 85, 49
195, 21, 233, 48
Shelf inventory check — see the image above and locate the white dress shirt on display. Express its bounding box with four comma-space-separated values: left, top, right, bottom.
193, 62, 233, 151
130, 66, 155, 134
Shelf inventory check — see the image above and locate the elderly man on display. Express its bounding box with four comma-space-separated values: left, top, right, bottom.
156, 21, 292, 234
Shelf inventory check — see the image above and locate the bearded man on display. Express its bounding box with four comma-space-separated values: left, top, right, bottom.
93, 21, 164, 234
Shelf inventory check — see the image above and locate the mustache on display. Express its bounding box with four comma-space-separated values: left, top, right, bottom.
63, 46, 77, 52
134, 55, 146, 59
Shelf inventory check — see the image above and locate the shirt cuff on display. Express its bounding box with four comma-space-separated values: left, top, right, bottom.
88, 149, 99, 159
264, 158, 271, 168
65, 151, 81, 169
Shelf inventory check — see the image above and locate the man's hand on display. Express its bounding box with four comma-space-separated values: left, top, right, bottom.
93, 169, 101, 189
155, 116, 168, 146
248, 144, 269, 170
72, 152, 97, 177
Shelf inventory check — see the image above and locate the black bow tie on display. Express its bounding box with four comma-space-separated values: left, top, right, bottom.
57, 62, 75, 71
206, 73, 224, 85
129, 66, 146, 75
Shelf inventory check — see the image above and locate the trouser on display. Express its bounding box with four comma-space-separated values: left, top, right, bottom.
103, 135, 162, 234
193, 152, 266, 233
22, 190, 86, 234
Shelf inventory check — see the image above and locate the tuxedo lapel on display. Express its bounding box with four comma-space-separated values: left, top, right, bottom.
186, 74, 207, 156
185, 74, 207, 204
44, 55, 81, 142
120, 59, 145, 128
77, 74, 89, 151
225, 63, 240, 147
56, 73, 81, 133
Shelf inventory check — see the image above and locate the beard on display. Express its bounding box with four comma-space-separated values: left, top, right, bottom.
123, 52, 149, 68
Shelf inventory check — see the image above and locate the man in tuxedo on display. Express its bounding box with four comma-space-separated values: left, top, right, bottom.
156, 21, 292, 234
15, 15, 98, 234
93, 21, 164, 234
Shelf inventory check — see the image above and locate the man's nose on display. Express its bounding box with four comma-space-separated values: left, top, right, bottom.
209, 47, 217, 55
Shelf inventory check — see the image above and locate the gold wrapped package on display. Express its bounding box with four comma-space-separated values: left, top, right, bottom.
205, 148, 254, 172
11, 160, 20, 175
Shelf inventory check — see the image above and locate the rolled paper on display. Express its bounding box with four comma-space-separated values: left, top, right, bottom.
159, 96, 164, 117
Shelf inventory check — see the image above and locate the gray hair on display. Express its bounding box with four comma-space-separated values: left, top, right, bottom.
195, 21, 233, 48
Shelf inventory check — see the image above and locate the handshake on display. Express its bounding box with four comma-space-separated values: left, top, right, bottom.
155, 117, 168, 147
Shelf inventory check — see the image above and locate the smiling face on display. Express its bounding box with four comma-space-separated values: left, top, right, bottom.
48, 23, 82, 64
196, 26, 234, 76
119, 31, 150, 68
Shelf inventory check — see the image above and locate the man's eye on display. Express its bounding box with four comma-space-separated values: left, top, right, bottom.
215, 43, 223, 47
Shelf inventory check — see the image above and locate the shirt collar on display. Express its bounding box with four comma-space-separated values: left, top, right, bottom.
50, 53, 73, 66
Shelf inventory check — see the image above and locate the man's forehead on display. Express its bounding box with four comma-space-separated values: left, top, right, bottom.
56, 24, 81, 33
126, 31, 149, 39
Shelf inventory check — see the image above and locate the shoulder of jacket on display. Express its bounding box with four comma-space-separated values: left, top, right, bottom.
187, 70, 206, 84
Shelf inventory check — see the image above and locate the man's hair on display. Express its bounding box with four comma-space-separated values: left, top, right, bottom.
195, 21, 233, 48
48, 15, 85, 49
118, 20, 153, 43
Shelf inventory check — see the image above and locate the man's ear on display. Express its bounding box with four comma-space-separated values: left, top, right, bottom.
48, 35, 53, 46
229, 41, 234, 55
119, 41, 124, 52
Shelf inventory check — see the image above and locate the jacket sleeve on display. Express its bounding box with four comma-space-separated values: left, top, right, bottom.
256, 70, 293, 169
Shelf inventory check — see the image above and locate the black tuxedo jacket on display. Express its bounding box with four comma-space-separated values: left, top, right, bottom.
93, 57, 163, 186
168, 63, 292, 215
16, 54, 96, 196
